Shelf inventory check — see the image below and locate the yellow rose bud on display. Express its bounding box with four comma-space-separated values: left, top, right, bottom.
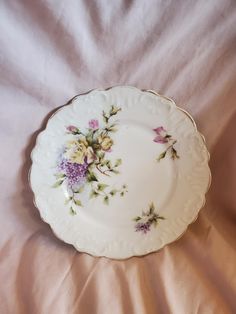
100, 137, 113, 151
78, 137, 88, 147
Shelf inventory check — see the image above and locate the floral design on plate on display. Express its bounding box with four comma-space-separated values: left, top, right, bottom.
53, 105, 128, 215
133, 203, 165, 234
153, 126, 179, 161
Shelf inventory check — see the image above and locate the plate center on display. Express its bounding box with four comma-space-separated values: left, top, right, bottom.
81, 120, 177, 228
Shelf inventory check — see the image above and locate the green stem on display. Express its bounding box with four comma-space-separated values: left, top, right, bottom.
165, 140, 177, 154
96, 165, 110, 176
159, 140, 177, 158
91, 182, 108, 197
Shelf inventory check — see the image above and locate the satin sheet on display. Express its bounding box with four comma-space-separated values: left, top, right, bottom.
0, 1, 236, 313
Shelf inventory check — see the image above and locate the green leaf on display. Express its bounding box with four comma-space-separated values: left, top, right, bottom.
55, 173, 66, 180
87, 171, 98, 182
105, 160, 111, 169
86, 136, 93, 145
157, 151, 166, 162
102, 111, 109, 123
109, 127, 117, 133
87, 129, 93, 137
74, 199, 82, 206
97, 183, 108, 191
100, 160, 107, 166
103, 116, 108, 123
103, 195, 109, 205
97, 151, 105, 160
171, 147, 180, 160
115, 158, 122, 167
134, 216, 141, 222
52, 180, 63, 188
64, 197, 72, 205
70, 207, 77, 215
165, 134, 172, 139
120, 191, 124, 197
110, 105, 121, 116
90, 190, 99, 199
109, 189, 117, 196
149, 202, 155, 215
111, 169, 120, 174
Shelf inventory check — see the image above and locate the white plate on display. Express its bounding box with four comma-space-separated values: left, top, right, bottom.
30, 86, 211, 259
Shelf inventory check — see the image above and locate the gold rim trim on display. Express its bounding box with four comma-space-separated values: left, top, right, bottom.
29, 85, 211, 260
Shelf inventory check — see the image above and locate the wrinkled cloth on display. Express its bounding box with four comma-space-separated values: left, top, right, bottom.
0, 1, 236, 313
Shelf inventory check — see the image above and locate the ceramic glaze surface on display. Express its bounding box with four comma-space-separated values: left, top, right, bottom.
30, 86, 211, 259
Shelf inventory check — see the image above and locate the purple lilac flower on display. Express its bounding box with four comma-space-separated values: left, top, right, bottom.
58, 158, 88, 188
135, 222, 151, 234
66, 125, 78, 133
88, 119, 99, 130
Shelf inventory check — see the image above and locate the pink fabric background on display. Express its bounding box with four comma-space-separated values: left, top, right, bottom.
0, 1, 236, 313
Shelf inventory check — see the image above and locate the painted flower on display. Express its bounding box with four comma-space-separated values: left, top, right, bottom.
53, 104, 126, 213
98, 135, 113, 151
153, 126, 166, 134
89, 119, 99, 130
65, 137, 96, 164
135, 222, 151, 234
58, 159, 88, 188
133, 203, 165, 234
66, 125, 78, 134
153, 126, 169, 144
153, 126, 179, 161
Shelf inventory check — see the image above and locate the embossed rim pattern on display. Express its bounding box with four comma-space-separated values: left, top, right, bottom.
29, 86, 211, 259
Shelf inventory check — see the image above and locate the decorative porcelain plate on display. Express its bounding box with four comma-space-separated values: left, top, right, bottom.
30, 86, 211, 259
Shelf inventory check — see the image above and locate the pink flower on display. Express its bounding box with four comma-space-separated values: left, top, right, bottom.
89, 119, 99, 130
153, 126, 169, 144
135, 222, 151, 234
154, 135, 168, 144
153, 126, 166, 135
66, 125, 78, 133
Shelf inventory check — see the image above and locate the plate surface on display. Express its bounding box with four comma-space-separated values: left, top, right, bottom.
30, 86, 211, 259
